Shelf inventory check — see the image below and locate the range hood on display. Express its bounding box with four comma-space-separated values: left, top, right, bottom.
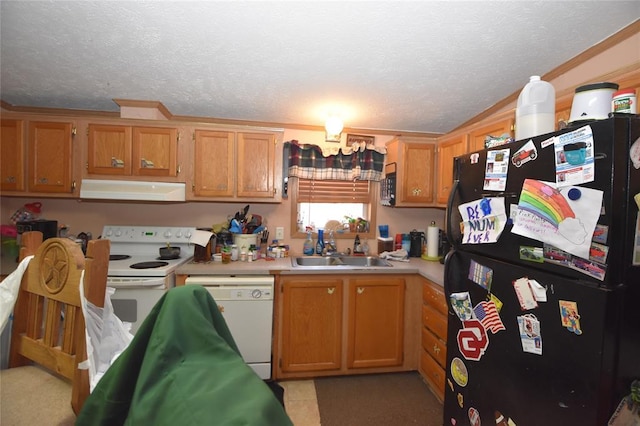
80, 179, 186, 202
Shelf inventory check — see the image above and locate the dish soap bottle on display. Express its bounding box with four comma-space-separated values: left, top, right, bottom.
315, 229, 325, 255
303, 229, 315, 256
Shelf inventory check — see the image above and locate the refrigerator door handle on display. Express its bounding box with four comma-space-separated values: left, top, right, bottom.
446, 178, 461, 252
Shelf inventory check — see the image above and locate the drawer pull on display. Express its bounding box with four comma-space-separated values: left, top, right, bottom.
357, 287, 365, 295
327, 287, 335, 295
433, 345, 440, 354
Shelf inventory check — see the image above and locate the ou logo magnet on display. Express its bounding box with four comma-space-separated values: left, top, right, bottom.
457, 319, 488, 361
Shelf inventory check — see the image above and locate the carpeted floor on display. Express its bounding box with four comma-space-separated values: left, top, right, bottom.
314, 372, 443, 426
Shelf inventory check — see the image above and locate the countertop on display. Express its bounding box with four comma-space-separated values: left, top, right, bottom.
176, 256, 445, 286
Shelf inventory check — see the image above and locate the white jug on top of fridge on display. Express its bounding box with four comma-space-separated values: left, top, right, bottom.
515, 75, 555, 141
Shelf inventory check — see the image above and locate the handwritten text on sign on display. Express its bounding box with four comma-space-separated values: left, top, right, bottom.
458, 198, 507, 244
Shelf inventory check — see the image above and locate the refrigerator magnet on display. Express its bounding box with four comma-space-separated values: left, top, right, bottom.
473, 301, 506, 334
483, 149, 510, 191
517, 314, 542, 355
468, 259, 493, 290
450, 357, 469, 387
511, 140, 537, 168
450, 292, 474, 321
519, 246, 544, 263
457, 319, 489, 361
592, 224, 608, 244
468, 407, 481, 426
559, 300, 582, 335
513, 277, 538, 310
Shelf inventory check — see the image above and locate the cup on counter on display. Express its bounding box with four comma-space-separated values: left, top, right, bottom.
221, 248, 231, 264
378, 225, 389, 238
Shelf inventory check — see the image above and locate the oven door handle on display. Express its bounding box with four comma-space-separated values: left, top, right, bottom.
107, 276, 166, 288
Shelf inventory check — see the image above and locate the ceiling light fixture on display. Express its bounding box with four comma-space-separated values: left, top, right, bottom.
325, 115, 344, 142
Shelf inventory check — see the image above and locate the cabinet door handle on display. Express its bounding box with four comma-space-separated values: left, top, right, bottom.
327, 287, 335, 295
141, 158, 154, 168
433, 345, 440, 354
111, 157, 125, 168
357, 287, 365, 294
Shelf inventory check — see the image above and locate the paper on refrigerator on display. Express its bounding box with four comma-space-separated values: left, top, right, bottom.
458, 197, 508, 244
512, 179, 602, 259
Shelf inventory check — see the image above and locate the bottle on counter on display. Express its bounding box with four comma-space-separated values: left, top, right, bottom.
315, 229, 325, 255
303, 230, 315, 256
230, 244, 239, 261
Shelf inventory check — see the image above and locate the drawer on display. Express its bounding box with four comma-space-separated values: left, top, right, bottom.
423, 281, 447, 315
422, 326, 447, 368
422, 303, 447, 340
420, 349, 445, 402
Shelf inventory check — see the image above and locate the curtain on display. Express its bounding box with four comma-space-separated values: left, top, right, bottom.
286, 140, 385, 181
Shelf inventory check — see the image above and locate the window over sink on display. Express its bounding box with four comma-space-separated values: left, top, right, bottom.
290, 177, 377, 240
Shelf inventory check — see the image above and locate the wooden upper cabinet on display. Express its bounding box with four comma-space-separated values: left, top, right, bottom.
1, 119, 25, 192
193, 129, 235, 197
191, 129, 280, 201
436, 133, 467, 205
385, 137, 436, 207
87, 124, 178, 177
132, 126, 178, 177
28, 121, 75, 193
237, 132, 276, 198
468, 117, 514, 153
87, 124, 132, 175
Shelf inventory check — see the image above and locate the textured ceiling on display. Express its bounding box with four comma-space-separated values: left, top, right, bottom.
1, 1, 638, 134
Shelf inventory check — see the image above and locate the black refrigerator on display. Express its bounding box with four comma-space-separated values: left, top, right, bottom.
443, 116, 640, 426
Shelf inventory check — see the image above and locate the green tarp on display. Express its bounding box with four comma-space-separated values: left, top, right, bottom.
77, 285, 292, 426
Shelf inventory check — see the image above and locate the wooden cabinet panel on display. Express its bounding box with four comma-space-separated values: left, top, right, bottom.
420, 277, 448, 400
1, 119, 25, 192
132, 126, 178, 177
191, 130, 280, 201
87, 124, 132, 175
237, 132, 276, 198
402, 143, 435, 204
420, 349, 445, 402
422, 327, 447, 368
28, 121, 74, 193
193, 130, 235, 197
436, 134, 467, 205
347, 277, 405, 369
385, 137, 436, 207
87, 124, 177, 177
280, 277, 343, 373
423, 304, 447, 340
423, 281, 447, 316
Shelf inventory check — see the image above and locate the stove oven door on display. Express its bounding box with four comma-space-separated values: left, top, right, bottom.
108, 276, 172, 334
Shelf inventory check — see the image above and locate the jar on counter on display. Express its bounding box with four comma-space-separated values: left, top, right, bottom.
231, 244, 239, 261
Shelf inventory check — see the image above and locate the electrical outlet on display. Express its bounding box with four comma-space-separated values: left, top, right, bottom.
275, 227, 285, 240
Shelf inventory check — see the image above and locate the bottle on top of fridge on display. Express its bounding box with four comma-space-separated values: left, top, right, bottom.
515, 75, 555, 141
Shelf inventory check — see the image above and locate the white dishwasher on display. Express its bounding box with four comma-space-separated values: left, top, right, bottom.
184, 275, 274, 380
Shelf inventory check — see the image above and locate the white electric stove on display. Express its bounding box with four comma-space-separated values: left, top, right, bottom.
102, 225, 196, 333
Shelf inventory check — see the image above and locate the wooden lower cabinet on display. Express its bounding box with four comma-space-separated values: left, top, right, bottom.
419, 277, 448, 402
276, 274, 416, 379
280, 276, 343, 373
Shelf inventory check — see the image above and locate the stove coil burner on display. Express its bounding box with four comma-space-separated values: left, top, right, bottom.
130, 261, 169, 269
109, 254, 131, 261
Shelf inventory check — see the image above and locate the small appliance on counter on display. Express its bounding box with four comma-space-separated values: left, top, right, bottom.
16, 219, 58, 241
409, 230, 424, 257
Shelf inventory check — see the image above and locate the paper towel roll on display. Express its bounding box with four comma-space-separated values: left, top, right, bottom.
427, 225, 439, 258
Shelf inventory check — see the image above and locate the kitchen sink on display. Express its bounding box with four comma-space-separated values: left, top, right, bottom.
291, 256, 393, 268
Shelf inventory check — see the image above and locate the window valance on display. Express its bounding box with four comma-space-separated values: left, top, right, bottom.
286, 140, 385, 181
